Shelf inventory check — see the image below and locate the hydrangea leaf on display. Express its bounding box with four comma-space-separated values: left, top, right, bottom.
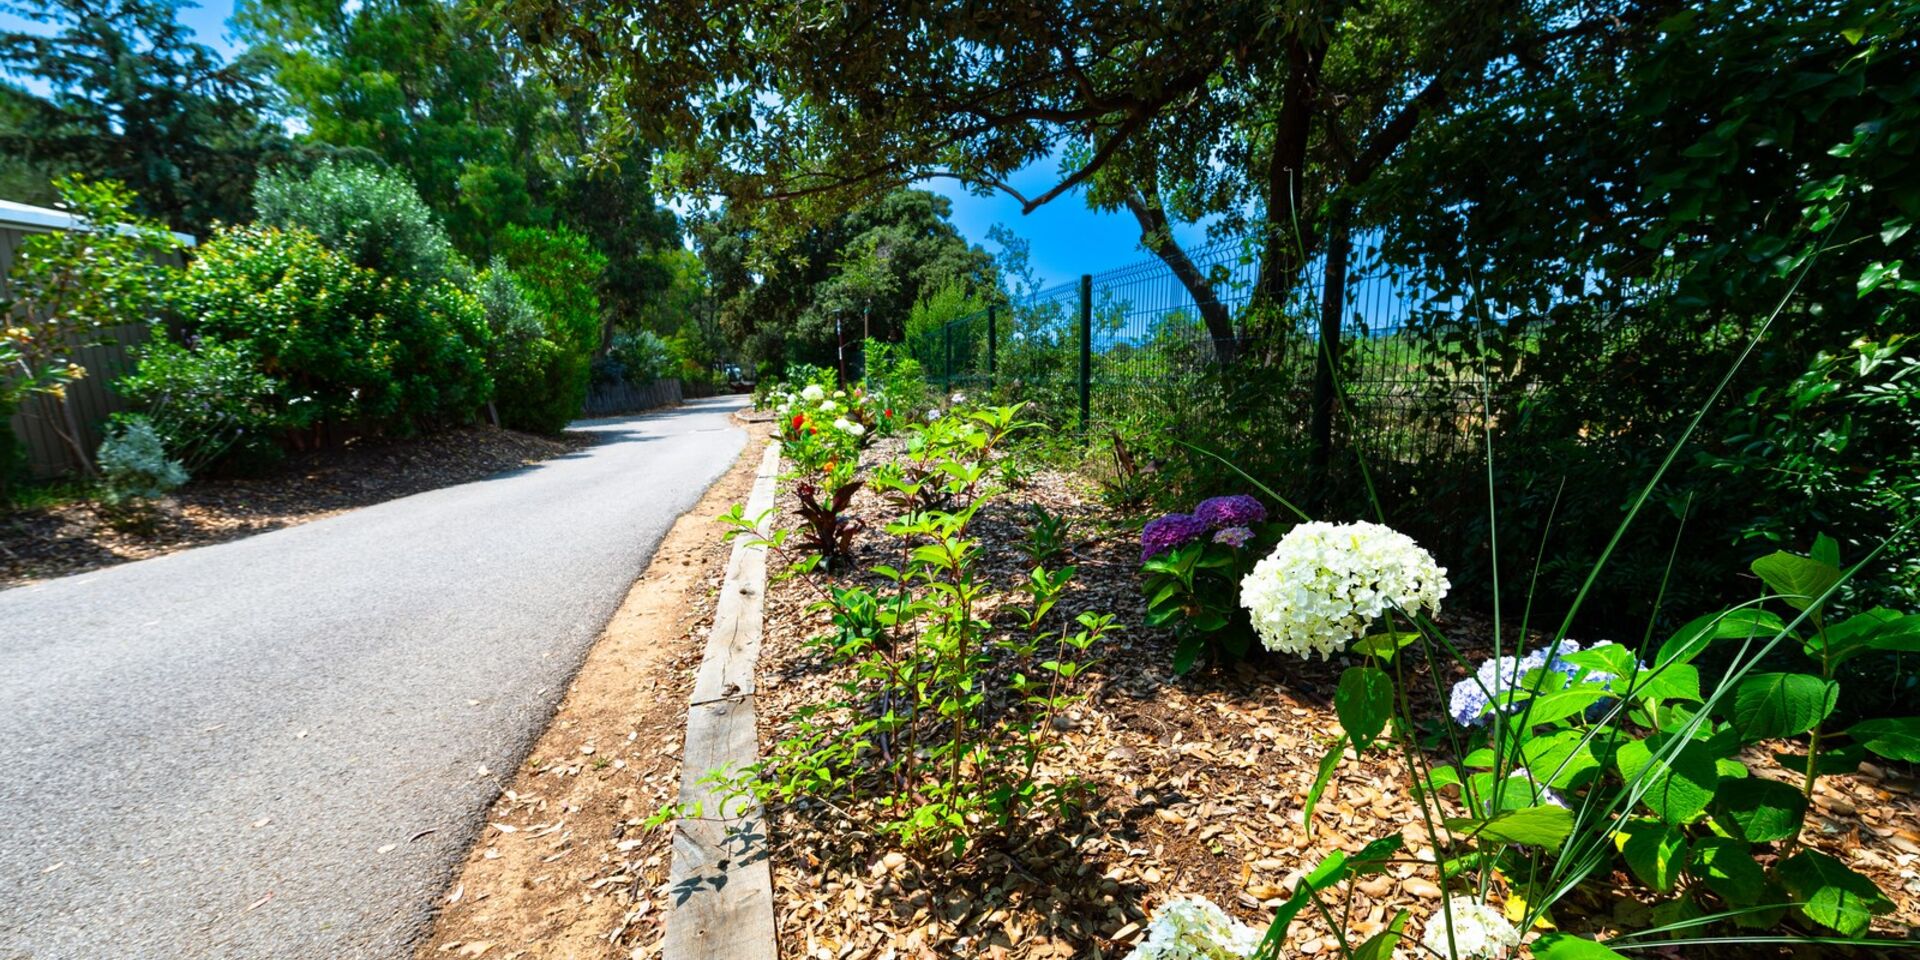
1349, 910, 1409, 960
1531, 934, 1629, 960
1808, 609, 1920, 665
1521, 730, 1601, 789
1731, 673, 1838, 741
1301, 735, 1346, 839
1634, 663, 1702, 704
1750, 550, 1841, 612
1336, 666, 1395, 752
1691, 836, 1766, 906
1615, 818, 1688, 893
1846, 717, 1920, 762
1778, 849, 1894, 936
1616, 736, 1720, 824
1656, 609, 1787, 668
1444, 805, 1573, 849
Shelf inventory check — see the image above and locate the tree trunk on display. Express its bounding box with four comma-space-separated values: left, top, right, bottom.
1308, 205, 1352, 510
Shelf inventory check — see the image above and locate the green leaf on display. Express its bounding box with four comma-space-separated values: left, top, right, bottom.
1352, 631, 1418, 661
1349, 910, 1409, 960
1423, 764, 1462, 794
1636, 663, 1703, 704
1257, 848, 1352, 955
1656, 609, 1787, 669
1302, 735, 1345, 839
1712, 776, 1808, 843
1692, 836, 1766, 906
1616, 819, 1688, 893
1444, 805, 1574, 848
1531, 934, 1629, 960
1773, 743, 1867, 777
1518, 686, 1614, 726
1750, 550, 1841, 612
1777, 849, 1895, 936
1731, 673, 1838, 740
1617, 736, 1720, 824
1521, 730, 1601, 789
1336, 666, 1395, 753
1847, 717, 1920, 762
1172, 633, 1206, 676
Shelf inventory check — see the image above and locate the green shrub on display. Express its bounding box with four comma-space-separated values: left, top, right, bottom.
253, 161, 467, 288
97, 413, 188, 525
496, 224, 605, 425
160, 223, 491, 441
477, 259, 574, 434
608, 330, 672, 385
116, 334, 278, 471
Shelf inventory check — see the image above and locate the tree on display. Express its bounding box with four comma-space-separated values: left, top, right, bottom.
494, 0, 1661, 361
695, 189, 993, 369
0, 0, 289, 234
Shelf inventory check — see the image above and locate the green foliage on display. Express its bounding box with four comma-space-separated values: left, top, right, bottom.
116, 334, 278, 472
96, 413, 187, 507
163, 222, 490, 440
253, 161, 467, 288
1, 175, 180, 478
605, 330, 672, 386
476, 259, 572, 434
0, 0, 287, 234
704, 401, 1110, 858
1015, 504, 1073, 569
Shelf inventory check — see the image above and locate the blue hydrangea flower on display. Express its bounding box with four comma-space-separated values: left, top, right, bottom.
1447, 639, 1640, 727
1141, 513, 1209, 561
1212, 525, 1255, 548
1193, 495, 1267, 529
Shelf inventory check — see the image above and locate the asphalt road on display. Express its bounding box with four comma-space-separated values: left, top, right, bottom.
0, 396, 748, 960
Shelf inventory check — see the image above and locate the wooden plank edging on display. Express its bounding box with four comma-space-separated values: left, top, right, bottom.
663, 440, 781, 960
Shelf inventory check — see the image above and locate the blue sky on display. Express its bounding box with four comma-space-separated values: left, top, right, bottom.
4, 0, 1207, 289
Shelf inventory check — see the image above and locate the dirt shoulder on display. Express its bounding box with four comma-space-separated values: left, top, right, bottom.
0, 424, 592, 588
416, 420, 771, 960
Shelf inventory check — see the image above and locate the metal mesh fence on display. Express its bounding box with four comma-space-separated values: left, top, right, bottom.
915, 235, 1525, 470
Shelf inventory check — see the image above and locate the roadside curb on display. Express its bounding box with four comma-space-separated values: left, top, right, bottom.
663, 439, 781, 960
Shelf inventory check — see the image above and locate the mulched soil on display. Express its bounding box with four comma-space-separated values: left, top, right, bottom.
0, 425, 593, 588
753, 437, 1920, 959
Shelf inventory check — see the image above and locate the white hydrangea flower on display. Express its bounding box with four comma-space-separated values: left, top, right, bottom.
927, 409, 942, 421
801, 384, 826, 401
950, 392, 967, 404
1125, 896, 1262, 960
1420, 897, 1522, 960
833, 417, 865, 436
1239, 520, 1448, 660
818, 400, 838, 413
833, 389, 846, 398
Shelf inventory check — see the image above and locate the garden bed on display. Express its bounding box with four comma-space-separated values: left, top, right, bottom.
0, 424, 592, 588
751, 436, 1920, 959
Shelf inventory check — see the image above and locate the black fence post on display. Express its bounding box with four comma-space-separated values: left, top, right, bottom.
986, 305, 997, 384
1309, 212, 1352, 510
943, 321, 952, 391
1078, 274, 1093, 432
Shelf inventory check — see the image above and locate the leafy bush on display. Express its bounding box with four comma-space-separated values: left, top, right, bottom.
116, 334, 277, 471
495, 224, 605, 428
1, 174, 180, 478
700, 401, 1112, 857
476, 259, 575, 434
161, 223, 491, 441
607, 329, 671, 385
97, 413, 187, 524
253, 161, 466, 288
1138, 494, 1283, 674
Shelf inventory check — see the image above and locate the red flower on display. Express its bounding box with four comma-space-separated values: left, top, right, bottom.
790, 414, 805, 430
808, 427, 818, 435
884, 409, 893, 418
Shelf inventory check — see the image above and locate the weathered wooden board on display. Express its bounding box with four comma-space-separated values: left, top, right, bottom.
665, 439, 781, 960
689, 442, 781, 706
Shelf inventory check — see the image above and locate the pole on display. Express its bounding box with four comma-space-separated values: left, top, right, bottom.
1078, 274, 1092, 432
1309, 207, 1352, 510
943, 321, 952, 391
986, 305, 997, 384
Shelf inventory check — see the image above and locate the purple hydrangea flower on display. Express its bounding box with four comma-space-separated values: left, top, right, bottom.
1448, 639, 1636, 727
1141, 513, 1209, 561
1193, 495, 1267, 530
1212, 525, 1255, 548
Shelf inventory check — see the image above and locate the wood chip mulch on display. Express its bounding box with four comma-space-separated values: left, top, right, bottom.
1, 425, 594, 588
752, 438, 1920, 960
